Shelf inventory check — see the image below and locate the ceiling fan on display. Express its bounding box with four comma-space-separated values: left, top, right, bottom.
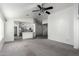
32, 3, 53, 15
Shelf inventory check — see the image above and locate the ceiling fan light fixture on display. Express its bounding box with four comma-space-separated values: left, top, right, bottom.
32, 3, 53, 15
38, 13, 41, 15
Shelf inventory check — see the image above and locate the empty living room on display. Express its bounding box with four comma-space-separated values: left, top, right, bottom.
0, 2, 79, 56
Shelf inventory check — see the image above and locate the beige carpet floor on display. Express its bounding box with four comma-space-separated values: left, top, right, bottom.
0, 39, 79, 56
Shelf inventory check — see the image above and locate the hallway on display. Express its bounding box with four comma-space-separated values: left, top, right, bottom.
0, 39, 79, 56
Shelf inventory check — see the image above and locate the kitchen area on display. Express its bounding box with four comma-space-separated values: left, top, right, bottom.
14, 21, 35, 40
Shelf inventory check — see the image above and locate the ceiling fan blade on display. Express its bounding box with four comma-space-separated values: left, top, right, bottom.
37, 5, 42, 9
32, 10, 40, 12
46, 11, 50, 14
44, 6, 53, 10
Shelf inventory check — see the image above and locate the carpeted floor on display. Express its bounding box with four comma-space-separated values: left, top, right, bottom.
0, 39, 79, 56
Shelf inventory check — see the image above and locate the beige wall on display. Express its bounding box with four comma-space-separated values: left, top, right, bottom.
48, 6, 74, 45
0, 13, 5, 50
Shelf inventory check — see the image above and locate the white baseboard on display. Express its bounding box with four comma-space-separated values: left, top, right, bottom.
48, 36, 73, 46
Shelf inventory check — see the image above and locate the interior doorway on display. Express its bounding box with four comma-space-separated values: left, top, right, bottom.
34, 18, 48, 39
43, 23, 48, 38
14, 21, 22, 40
35, 23, 48, 39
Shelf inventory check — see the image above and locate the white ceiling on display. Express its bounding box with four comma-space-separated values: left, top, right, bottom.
0, 3, 74, 20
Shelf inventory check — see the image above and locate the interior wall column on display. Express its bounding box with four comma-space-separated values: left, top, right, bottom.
17, 23, 19, 37
74, 3, 79, 49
